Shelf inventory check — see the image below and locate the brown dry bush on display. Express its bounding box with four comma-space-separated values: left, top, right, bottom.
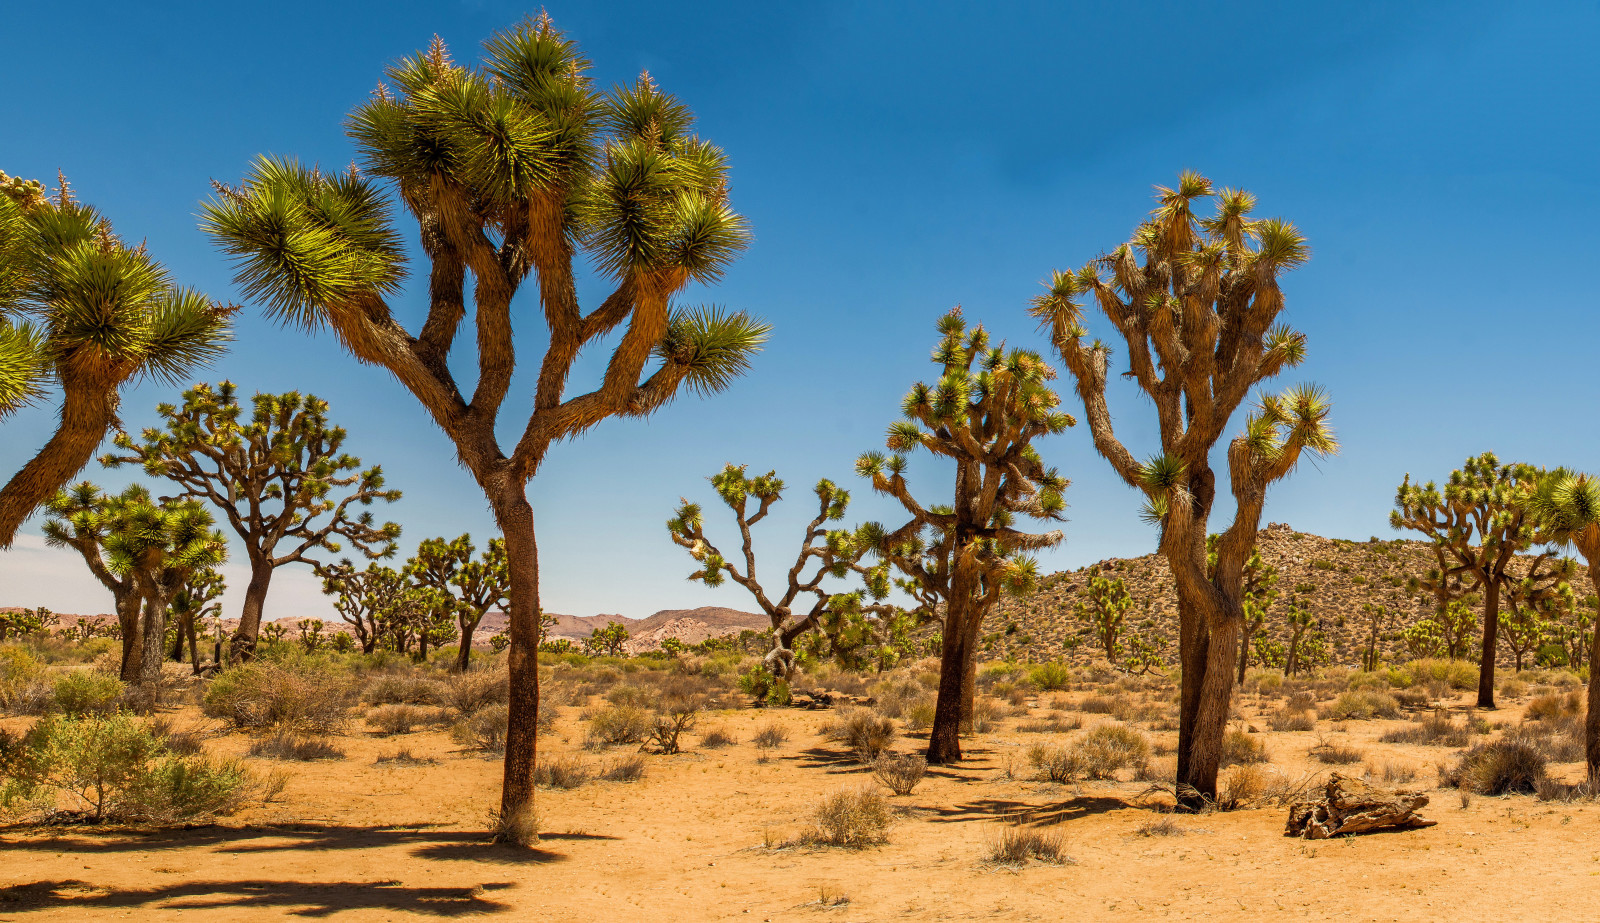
1310, 739, 1364, 765
698, 727, 738, 749
1526, 691, 1582, 722
1018, 715, 1082, 734
362, 671, 444, 706
1077, 725, 1150, 779
824, 710, 896, 763
246, 732, 346, 761
1266, 708, 1316, 732
1027, 744, 1083, 784
1327, 690, 1400, 720
598, 755, 647, 782
534, 755, 591, 789
987, 826, 1068, 866
584, 704, 651, 750
872, 752, 928, 796
1444, 739, 1546, 794
452, 703, 508, 753
1080, 694, 1119, 714
440, 667, 508, 716
204, 661, 354, 734
1221, 728, 1269, 766
752, 723, 789, 751
1379, 710, 1470, 747
367, 703, 433, 736
805, 787, 891, 847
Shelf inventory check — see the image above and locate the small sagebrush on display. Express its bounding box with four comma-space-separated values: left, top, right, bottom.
824, 711, 897, 763
367, 703, 431, 736
1221, 728, 1269, 766
752, 723, 789, 751
584, 704, 651, 750
1327, 690, 1400, 721
534, 755, 591, 790
451, 703, 508, 753
1379, 710, 1470, 747
1266, 708, 1315, 732
806, 787, 891, 847
598, 755, 647, 783
873, 752, 928, 796
1445, 739, 1546, 795
988, 826, 1068, 866
698, 727, 738, 749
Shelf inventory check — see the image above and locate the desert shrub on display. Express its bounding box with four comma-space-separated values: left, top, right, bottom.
362, 671, 444, 706
646, 708, 698, 755
988, 826, 1067, 866
1404, 659, 1477, 691
51, 671, 125, 717
966, 698, 1000, 734
870, 679, 923, 719
374, 748, 437, 766
1526, 691, 1582, 722
439, 667, 507, 716
1310, 741, 1364, 765
605, 684, 651, 708
806, 787, 890, 847
367, 703, 432, 736
1266, 708, 1315, 732
1136, 817, 1185, 837
1446, 739, 1546, 794
598, 755, 647, 782
1027, 744, 1083, 783
1327, 690, 1400, 720
825, 710, 896, 762
1512, 719, 1585, 763
1371, 761, 1418, 784
902, 696, 937, 731
698, 727, 737, 749
1347, 672, 1389, 691
1379, 710, 1469, 747
752, 723, 789, 751
1019, 715, 1082, 734
1394, 688, 1430, 708
1499, 678, 1529, 699
0, 645, 50, 714
1219, 763, 1268, 808
737, 664, 780, 704
1246, 670, 1285, 695
534, 755, 591, 789
1285, 691, 1316, 711
451, 703, 508, 753
584, 704, 651, 750
0, 714, 250, 822
1077, 725, 1150, 779
873, 752, 927, 796
1221, 729, 1269, 766
205, 660, 354, 733
1111, 699, 1162, 724
1080, 694, 1118, 714
1535, 777, 1599, 803
1028, 662, 1073, 692
246, 733, 346, 761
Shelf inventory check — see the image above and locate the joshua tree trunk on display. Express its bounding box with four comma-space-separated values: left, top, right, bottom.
0, 369, 120, 547
170, 621, 186, 663
138, 595, 168, 690
231, 553, 273, 663
929, 563, 981, 764
186, 616, 201, 674
1478, 577, 1501, 709
494, 487, 542, 826
457, 619, 478, 672
116, 595, 143, 683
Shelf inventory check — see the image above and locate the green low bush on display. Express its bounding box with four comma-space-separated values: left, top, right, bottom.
1028, 662, 1072, 692
204, 658, 355, 733
1327, 689, 1400, 720
51, 671, 125, 717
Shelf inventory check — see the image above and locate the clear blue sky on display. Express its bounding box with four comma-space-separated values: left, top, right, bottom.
3, 1, 1597, 623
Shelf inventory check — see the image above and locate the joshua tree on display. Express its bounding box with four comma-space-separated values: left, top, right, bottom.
1282, 601, 1317, 677
1237, 551, 1279, 682
1030, 172, 1335, 807
0, 607, 55, 641
667, 465, 897, 678
0, 172, 232, 545
586, 621, 630, 656
43, 482, 150, 680
1075, 569, 1130, 662
103, 382, 402, 661
200, 19, 767, 836
167, 568, 225, 672
406, 534, 511, 671
317, 560, 399, 653
1359, 603, 1391, 673
1392, 454, 1556, 707
1526, 469, 1600, 783
858, 308, 1070, 764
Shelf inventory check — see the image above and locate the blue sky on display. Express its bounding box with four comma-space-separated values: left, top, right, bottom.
3, 1, 1597, 623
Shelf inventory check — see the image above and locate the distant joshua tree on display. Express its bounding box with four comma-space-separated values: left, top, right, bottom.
1031, 173, 1335, 808
0, 171, 231, 545
858, 308, 1069, 764
103, 382, 401, 661
201, 18, 767, 837
407, 534, 511, 671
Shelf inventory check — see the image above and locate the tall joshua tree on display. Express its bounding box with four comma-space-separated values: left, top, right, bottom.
858, 308, 1070, 764
201, 19, 766, 835
42, 482, 145, 680
1526, 469, 1600, 784
1391, 453, 1556, 708
407, 534, 510, 671
1030, 173, 1335, 808
668, 465, 896, 678
0, 171, 232, 545
104, 382, 402, 661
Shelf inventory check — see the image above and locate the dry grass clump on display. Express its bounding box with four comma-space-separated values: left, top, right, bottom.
698, 727, 738, 749
1499, 678, 1529, 699
752, 723, 789, 751
1018, 714, 1082, 734
148, 718, 207, 757
824, 710, 897, 762
367, 703, 433, 736
902, 697, 937, 731
489, 804, 538, 847
375, 748, 438, 766
1266, 707, 1316, 732
363, 672, 443, 707
1027, 744, 1083, 784
872, 752, 928, 796
584, 704, 651, 750
1443, 738, 1546, 794
1526, 690, 1583, 722
451, 703, 508, 753
1367, 761, 1417, 784
534, 755, 591, 789
605, 684, 652, 709
1535, 777, 1599, 803
597, 755, 647, 783
1136, 816, 1185, 837
1379, 710, 1470, 747
1077, 725, 1150, 779
439, 667, 507, 716
1511, 718, 1585, 763
804, 787, 891, 847
246, 732, 346, 761
870, 678, 923, 719
1221, 728, 1269, 766
1080, 694, 1119, 714
987, 826, 1069, 866
1327, 689, 1400, 720
204, 660, 354, 733
1309, 738, 1364, 765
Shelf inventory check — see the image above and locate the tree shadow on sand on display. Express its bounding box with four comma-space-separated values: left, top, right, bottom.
925, 794, 1143, 826
0, 878, 518, 917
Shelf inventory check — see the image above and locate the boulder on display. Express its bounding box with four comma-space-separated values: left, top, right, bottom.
1285, 772, 1436, 839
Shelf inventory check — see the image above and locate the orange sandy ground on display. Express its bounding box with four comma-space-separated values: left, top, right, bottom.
1, 692, 1596, 922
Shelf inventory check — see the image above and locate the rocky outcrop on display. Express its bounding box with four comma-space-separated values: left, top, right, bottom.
1285, 772, 1436, 839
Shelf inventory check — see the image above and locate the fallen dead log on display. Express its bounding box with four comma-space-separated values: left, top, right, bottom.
1285, 772, 1436, 839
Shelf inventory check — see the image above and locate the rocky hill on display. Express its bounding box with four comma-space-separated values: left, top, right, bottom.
988, 523, 1570, 668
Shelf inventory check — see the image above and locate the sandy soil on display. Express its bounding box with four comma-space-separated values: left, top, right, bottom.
1, 688, 1596, 922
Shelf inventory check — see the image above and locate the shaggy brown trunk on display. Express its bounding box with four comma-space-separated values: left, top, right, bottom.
1477, 576, 1501, 709
495, 486, 542, 827
456, 615, 478, 673
928, 563, 979, 765
138, 593, 168, 690
1237, 623, 1253, 684
230, 553, 273, 664
170, 615, 187, 663
116, 594, 143, 683
185, 614, 201, 674
0, 370, 120, 548
1585, 564, 1600, 788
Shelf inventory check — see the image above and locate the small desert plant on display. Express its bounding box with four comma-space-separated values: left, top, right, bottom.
1080, 694, 1118, 714
1218, 764, 1268, 808
584, 704, 651, 749
1076, 725, 1150, 779
439, 667, 507, 716
825, 710, 896, 763
646, 709, 698, 755
534, 755, 591, 789
605, 684, 652, 709
1379, 710, 1469, 747
489, 804, 539, 847
1221, 728, 1269, 766
987, 825, 1068, 866
1309, 738, 1364, 765
752, 723, 789, 753
1526, 691, 1582, 722
598, 755, 647, 782
147, 719, 206, 757
806, 787, 890, 847
367, 703, 431, 736
1027, 744, 1084, 784
50, 671, 125, 717
1136, 816, 1185, 836
873, 752, 928, 796
1327, 689, 1400, 721
363, 672, 443, 706
1266, 708, 1316, 732
902, 696, 937, 731
375, 748, 438, 766
246, 732, 346, 761
1369, 761, 1417, 784
1028, 662, 1072, 691
451, 703, 509, 753
205, 659, 354, 733
1444, 739, 1546, 795
1019, 715, 1083, 734
698, 727, 737, 749
1499, 678, 1529, 699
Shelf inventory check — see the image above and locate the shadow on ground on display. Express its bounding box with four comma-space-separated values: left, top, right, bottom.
926, 795, 1145, 826
0, 878, 518, 917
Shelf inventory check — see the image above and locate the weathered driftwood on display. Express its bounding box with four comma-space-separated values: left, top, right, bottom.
1285, 772, 1436, 839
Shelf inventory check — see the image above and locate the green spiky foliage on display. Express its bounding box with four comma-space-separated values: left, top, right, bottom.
1499, 575, 1570, 673
1527, 468, 1600, 784
1030, 173, 1335, 807
858, 308, 1071, 764
199, 18, 767, 825
585, 620, 630, 657
0, 607, 56, 642
667, 465, 911, 678
166, 567, 225, 673
1391, 452, 1564, 707
1399, 596, 1479, 661
0, 171, 233, 546
317, 560, 403, 654
43, 482, 152, 681
1075, 569, 1131, 663
103, 381, 401, 662
406, 534, 510, 671
371, 579, 454, 660
1281, 600, 1323, 676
